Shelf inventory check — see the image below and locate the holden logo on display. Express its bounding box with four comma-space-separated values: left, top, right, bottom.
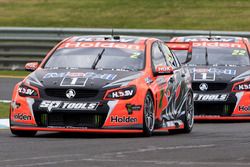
66, 89, 76, 99
199, 83, 208, 91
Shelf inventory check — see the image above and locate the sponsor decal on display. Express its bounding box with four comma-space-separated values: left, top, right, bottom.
43, 72, 117, 81
11, 101, 20, 109
234, 83, 250, 91
190, 68, 236, 76
126, 104, 141, 114
111, 116, 137, 123
39, 101, 99, 112
66, 89, 76, 99
194, 93, 228, 101
145, 77, 153, 84
111, 90, 134, 98
192, 42, 243, 48
199, 83, 208, 91
184, 38, 236, 42
18, 87, 34, 95
59, 42, 143, 50
18, 86, 38, 97
105, 86, 136, 99
239, 106, 250, 112
14, 114, 31, 121
156, 66, 173, 74
75, 37, 135, 43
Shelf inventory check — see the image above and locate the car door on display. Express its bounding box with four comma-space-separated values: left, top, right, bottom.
160, 42, 187, 119
151, 41, 176, 123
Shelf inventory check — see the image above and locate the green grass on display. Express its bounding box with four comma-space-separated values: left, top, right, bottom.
0, 0, 249, 31
0, 70, 29, 77
0, 103, 9, 119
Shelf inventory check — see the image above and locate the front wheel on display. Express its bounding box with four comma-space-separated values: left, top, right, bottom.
143, 92, 155, 137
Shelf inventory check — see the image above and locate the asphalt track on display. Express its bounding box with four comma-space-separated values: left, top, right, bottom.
0, 78, 22, 100
1, 78, 250, 167
1, 123, 250, 167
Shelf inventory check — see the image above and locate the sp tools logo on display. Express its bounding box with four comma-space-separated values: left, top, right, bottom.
39, 101, 99, 112
199, 83, 208, 91
66, 89, 76, 99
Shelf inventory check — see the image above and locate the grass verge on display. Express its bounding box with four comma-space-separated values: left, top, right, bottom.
0, 0, 249, 31
0, 70, 29, 77
0, 103, 9, 119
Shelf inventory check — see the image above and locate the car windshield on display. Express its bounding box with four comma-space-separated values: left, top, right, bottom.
173, 47, 250, 66
44, 47, 145, 71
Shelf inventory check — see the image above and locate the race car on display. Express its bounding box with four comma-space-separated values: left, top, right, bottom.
10, 35, 194, 137
167, 35, 250, 120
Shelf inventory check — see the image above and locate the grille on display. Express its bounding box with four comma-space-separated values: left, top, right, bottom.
194, 103, 235, 116
45, 88, 98, 98
36, 113, 106, 128
192, 82, 227, 91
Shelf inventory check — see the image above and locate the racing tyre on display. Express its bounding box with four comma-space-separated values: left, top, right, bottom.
182, 92, 194, 133
143, 92, 155, 137
10, 129, 37, 137
169, 92, 194, 134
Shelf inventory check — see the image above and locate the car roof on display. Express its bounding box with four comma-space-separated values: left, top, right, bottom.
66, 35, 153, 45
170, 35, 246, 43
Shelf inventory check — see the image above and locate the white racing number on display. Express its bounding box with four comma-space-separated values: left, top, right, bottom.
60, 77, 88, 86
193, 72, 215, 81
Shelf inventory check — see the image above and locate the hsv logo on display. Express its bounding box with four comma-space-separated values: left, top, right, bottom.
199, 83, 208, 91
112, 90, 134, 98
66, 89, 76, 99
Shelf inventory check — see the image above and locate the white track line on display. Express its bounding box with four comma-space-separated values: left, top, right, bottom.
0, 100, 11, 103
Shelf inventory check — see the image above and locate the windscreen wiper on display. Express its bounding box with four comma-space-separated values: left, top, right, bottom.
205, 47, 209, 65
92, 48, 105, 69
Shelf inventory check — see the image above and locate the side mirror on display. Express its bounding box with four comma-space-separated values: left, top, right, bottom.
154, 65, 174, 76
25, 62, 39, 72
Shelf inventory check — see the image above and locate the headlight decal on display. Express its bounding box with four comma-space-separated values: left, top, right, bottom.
18, 84, 39, 98
232, 80, 250, 92
104, 86, 136, 100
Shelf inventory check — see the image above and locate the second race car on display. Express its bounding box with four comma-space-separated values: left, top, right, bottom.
167, 35, 250, 120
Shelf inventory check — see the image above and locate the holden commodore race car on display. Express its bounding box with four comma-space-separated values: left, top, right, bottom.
167, 35, 250, 120
10, 35, 194, 137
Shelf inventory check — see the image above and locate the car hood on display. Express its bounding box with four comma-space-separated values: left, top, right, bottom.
187, 65, 250, 83
25, 68, 142, 90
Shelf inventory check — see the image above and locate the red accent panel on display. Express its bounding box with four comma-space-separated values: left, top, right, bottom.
11, 126, 143, 134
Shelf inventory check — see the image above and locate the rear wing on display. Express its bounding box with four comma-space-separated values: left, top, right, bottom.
166, 42, 193, 64
166, 42, 192, 52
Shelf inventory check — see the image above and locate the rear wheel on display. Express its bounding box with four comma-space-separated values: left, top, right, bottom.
10, 129, 37, 137
143, 92, 155, 137
182, 92, 194, 133
169, 92, 194, 134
